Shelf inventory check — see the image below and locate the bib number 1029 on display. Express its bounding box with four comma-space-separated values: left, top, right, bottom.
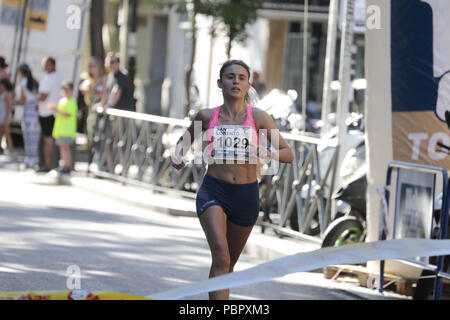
216, 136, 249, 150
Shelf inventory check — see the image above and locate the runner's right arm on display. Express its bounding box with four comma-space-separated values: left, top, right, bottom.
171, 109, 208, 170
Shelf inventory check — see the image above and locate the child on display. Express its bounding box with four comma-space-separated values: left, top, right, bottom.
0, 79, 14, 155
49, 80, 78, 174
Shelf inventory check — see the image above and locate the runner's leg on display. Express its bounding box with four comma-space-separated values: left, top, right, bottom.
227, 220, 254, 272
198, 205, 230, 300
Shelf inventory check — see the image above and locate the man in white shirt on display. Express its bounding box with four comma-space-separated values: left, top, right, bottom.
37, 57, 63, 172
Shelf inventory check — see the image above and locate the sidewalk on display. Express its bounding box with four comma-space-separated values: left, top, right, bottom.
69, 170, 322, 261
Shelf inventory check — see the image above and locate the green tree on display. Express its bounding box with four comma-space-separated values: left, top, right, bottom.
148, 0, 261, 115
210, 0, 261, 58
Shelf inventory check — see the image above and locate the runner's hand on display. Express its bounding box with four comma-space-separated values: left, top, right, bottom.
171, 153, 188, 170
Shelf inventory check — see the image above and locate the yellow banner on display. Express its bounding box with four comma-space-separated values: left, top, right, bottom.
24, 9, 48, 31
1, 0, 25, 8
0, 290, 151, 300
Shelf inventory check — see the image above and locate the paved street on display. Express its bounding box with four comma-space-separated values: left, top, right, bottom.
0, 153, 408, 300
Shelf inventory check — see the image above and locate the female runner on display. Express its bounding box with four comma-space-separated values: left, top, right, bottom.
172, 60, 293, 300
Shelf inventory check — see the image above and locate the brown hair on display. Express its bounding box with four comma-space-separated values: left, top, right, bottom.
219, 60, 251, 80
18, 63, 39, 92
0, 56, 8, 68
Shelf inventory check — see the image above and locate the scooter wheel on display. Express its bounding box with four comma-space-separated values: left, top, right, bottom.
321, 216, 364, 248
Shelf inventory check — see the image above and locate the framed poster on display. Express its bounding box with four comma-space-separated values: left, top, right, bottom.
393, 168, 435, 262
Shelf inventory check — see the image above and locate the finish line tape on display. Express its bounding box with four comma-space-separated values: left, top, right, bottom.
150, 239, 450, 300
0, 239, 448, 300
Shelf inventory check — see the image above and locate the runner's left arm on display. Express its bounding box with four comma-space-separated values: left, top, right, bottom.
257, 110, 294, 163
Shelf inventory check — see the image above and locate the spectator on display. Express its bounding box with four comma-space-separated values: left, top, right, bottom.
48, 80, 78, 175
37, 57, 63, 172
16, 64, 40, 169
0, 79, 14, 155
79, 56, 107, 148
251, 71, 266, 98
0, 56, 10, 81
103, 52, 135, 111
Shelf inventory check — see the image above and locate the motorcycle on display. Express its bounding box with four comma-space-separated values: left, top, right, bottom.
257, 90, 366, 238
291, 112, 366, 238
321, 139, 367, 247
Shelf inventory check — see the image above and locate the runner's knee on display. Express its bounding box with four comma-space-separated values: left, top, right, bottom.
211, 249, 230, 272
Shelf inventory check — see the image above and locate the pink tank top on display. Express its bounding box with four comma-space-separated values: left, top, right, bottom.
206, 105, 259, 160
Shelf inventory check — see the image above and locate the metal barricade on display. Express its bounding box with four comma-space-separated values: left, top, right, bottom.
259, 133, 338, 243
88, 108, 339, 242
88, 108, 203, 199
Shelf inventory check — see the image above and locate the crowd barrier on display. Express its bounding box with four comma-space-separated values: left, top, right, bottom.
88, 108, 339, 240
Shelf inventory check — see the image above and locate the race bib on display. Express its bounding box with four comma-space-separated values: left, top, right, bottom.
213, 125, 252, 161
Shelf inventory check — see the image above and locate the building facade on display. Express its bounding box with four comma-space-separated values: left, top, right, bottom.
103, 0, 366, 119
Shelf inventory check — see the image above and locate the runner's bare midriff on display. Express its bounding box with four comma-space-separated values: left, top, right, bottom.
207, 163, 257, 184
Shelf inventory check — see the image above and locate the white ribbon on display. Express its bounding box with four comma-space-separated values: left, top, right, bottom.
150, 238, 450, 300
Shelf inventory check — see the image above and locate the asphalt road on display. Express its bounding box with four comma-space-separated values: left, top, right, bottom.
0, 155, 408, 300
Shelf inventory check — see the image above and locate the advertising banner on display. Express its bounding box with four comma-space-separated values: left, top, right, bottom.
391, 0, 450, 168
0, 0, 49, 31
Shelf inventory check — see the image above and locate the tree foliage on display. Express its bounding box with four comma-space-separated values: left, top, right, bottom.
149, 0, 261, 56
210, 0, 261, 57
147, 0, 261, 115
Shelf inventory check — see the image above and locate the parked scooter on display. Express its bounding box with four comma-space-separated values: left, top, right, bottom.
289, 112, 366, 237
321, 139, 367, 247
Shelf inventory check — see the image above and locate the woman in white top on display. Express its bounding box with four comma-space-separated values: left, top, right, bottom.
16, 64, 40, 168
0, 79, 14, 155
